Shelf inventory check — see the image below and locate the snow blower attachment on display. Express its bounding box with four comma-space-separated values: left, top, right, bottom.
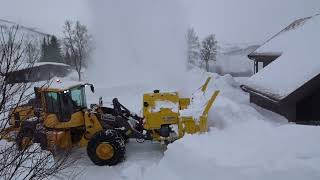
0, 77, 219, 166
142, 77, 219, 143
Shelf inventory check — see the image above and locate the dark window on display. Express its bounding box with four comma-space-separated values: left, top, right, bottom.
45, 92, 60, 115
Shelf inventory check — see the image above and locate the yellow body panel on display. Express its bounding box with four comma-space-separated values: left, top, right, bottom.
143, 92, 180, 130
143, 77, 219, 142
179, 98, 190, 110
47, 130, 72, 150
43, 111, 85, 129
179, 90, 219, 136
80, 112, 103, 147
202, 91, 220, 117
10, 106, 35, 126
201, 77, 212, 92
144, 109, 179, 129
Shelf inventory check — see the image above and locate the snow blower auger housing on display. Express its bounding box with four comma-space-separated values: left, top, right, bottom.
142, 77, 219, 143
0, 77, 219, 166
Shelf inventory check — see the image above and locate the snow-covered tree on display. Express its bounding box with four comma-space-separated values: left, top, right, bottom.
63, 50, 72, 66
25, 41, 40, 63
63, 20, 92, 81
186, 28, 200, 68
0, 25, 71, 180
40, 37, 48, 62
200, 34, 218, 72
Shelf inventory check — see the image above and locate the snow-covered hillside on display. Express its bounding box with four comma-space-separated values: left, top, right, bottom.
0, 19, 49, 38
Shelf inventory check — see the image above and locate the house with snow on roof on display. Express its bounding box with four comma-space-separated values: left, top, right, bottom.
242, 13, 320, 124
5, 62, 71, 84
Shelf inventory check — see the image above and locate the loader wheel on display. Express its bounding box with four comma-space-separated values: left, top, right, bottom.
87, 130, 125, 166
118, 131, 130, 144
16, 128, 34, 151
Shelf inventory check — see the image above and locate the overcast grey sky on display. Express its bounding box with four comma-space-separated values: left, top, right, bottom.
0, 0, 319, 44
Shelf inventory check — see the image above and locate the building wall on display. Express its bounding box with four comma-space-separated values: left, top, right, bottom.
284, 73, 320, 124
249, 73, 320, 124
296, 88, 320, 124
6, 64, 70, 84
250, 93, 297, 121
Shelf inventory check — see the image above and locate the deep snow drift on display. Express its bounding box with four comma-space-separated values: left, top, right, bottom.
58, 68, 320, 180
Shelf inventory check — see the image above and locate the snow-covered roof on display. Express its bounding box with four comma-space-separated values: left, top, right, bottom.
248, 52, 282, 58
244, 14, 320, 100
16, 62, 69, 71
34, 62, 69, 67
43, 78, 88, 91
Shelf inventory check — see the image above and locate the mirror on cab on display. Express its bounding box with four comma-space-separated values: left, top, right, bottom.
99, 97, 103, 106
90, 84, 95, 93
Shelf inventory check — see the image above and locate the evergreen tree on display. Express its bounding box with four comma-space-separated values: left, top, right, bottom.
39, 35, 63, 63
39, 37, 48, 62
187, 28, 200, 68
64, 50, 73, 66
47, 36, 63, 63
200, 34, 218, 72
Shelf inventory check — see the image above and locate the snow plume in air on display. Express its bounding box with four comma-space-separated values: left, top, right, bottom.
88, 0, 188, 90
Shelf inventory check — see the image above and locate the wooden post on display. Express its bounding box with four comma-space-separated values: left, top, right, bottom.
254, 61, 259, 74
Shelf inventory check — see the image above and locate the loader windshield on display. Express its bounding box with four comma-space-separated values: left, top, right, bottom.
69, 86, 87, 108
44, 86, 87, 121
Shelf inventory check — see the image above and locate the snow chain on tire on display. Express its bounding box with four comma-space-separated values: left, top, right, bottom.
87, 129, 126, 166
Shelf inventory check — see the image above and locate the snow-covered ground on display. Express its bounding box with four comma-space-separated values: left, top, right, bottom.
55, 68, 320, 180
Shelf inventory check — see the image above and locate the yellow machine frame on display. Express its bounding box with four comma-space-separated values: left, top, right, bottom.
142, 77, 219, 141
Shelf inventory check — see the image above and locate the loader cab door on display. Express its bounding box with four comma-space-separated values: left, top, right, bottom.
69, 86, 87, 110
59, 86, 87, 121
45, 92, 61, 117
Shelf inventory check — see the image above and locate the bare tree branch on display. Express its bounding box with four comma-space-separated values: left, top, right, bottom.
0, 25, 73, 180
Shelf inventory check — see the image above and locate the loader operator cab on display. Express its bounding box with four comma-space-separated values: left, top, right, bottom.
41, 83, 94, 122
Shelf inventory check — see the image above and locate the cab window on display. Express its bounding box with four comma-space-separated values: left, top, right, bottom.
70, 87, 87, 108
45, 92, 60, 114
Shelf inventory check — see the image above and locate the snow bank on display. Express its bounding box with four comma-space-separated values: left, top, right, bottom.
180, 83, 218, 122
138, 70, 320, 180
245, 14, 320, 100
143, 122, 320, 180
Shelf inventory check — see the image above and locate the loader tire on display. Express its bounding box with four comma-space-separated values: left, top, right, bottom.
16, 128, 34, 151
87, 130, 125, 166
118, 131, 130, 144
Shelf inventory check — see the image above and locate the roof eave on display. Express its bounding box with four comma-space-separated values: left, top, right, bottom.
241, 85, 282, 103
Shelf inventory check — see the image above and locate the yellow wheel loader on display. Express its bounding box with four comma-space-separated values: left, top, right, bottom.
1, 77, 219, 166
